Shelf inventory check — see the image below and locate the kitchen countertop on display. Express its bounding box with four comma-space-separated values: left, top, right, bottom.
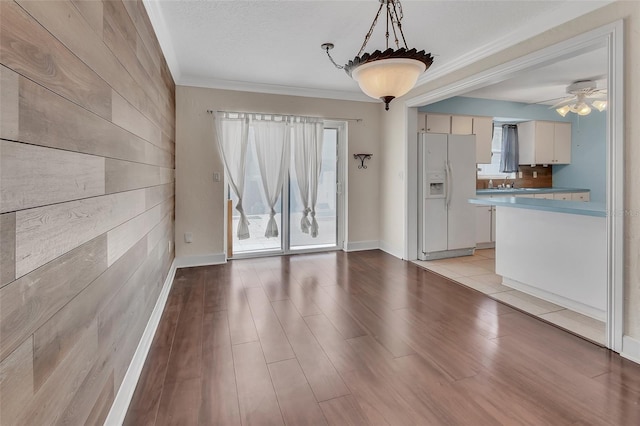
476, 187, 590, 196
468, 196, 606, 218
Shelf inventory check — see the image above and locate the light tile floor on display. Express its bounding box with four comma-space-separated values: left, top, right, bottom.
412, 249, 606, 345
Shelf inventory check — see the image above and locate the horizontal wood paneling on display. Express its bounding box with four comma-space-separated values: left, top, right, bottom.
0, 212, 16, 287
0, 1, 112, 120
148, 212, 173, 257
0, 65, 171, 168
0, 140, 105, 213
15, 189, 146, 277
0, 64, 18, 140
111, 90, 162, 149
0, 0, 175, 422
14, 0, 174, 139
17, 321, 99, 425
85, 371, 115, 426
0, 235, 108, 361
32, 237, 148, 392
146, 183, 175, 209
107, 203, 161, 265
105, 158, 173, 194
70, 0, 104, 36
0, 337, 34, 426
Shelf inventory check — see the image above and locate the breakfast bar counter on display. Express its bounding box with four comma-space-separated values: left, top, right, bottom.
468, 196, 607, 320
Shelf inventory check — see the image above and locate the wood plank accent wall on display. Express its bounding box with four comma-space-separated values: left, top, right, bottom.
0, 1, 175, 424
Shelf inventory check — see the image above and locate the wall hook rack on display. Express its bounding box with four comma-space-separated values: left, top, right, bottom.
353, 153, 373, 169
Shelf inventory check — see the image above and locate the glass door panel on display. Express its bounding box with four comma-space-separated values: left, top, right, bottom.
290, 128, 338, 250
230, 138, 282, 254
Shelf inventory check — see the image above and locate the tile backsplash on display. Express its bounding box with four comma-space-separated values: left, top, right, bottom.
476, 165, 553, 189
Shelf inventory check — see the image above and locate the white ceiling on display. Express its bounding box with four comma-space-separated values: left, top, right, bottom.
462, 46, 609, 105
144, 0, 611, 103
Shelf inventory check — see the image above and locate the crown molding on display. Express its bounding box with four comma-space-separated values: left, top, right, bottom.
178, 75, 376, 103
142, 0, 182, 81
416, 0, 613, 88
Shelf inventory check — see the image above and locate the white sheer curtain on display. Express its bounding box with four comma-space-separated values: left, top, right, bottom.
291, 118, 324, 238
252, 117, 290, 238
214, 112, 251, 239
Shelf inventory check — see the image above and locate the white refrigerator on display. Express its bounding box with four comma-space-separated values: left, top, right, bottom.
419, 133, 476, 260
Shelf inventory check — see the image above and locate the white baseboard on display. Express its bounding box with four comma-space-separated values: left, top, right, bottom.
344, 240, 379, 252
502, 277, 606, 322
175, 252, 226, 268
104, 259, 177, 426
378, 240, 404, 259
621, 335, 640, 365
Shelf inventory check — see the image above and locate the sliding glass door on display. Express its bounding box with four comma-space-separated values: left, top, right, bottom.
229, 125, 342, 257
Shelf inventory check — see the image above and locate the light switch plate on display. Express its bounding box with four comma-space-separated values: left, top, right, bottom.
184, 232, 193, 243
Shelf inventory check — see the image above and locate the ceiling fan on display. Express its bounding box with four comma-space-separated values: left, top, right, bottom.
547, 80, 608, 117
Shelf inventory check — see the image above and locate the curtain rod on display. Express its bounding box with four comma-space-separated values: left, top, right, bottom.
206, 109, 362, 123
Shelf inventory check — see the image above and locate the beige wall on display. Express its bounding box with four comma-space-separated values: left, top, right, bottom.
379, 1, 640, 338
0, 1, 175, 424
379, 102, 406, 257
175, 86, 381, 258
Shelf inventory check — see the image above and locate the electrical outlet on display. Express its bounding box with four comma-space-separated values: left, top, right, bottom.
518, 171, 523, 178
184, 232, 193, 243
533, 171, 538, 178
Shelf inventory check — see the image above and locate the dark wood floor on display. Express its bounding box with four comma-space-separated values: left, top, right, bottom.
125, 250, 640, 425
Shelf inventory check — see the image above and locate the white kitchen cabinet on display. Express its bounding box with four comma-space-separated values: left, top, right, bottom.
475, 205, 492, 245
425, 114, 451, 133
571, 192, 590, 202
553, 193, 572, 201
490, 206, 497, 242
534, 193, 555, 199
451, 116, 473, 135
473, 116, 493, 164
517, 120, 572, 165
553, 122, 572, 163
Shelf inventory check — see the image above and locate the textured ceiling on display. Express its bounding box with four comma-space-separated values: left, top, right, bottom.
463, 46, 609, 105
145, 0, 611, 103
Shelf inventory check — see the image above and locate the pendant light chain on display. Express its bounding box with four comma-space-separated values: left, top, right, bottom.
391, 0, 408, 49
357, 2, 384, 57
385, 2, 390, 50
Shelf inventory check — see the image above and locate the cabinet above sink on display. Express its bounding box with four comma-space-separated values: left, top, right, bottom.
517, 120, 572, 165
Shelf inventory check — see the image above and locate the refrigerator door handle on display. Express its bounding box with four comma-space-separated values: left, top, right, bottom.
446, 161, 453, 209
444, 160, 450, 209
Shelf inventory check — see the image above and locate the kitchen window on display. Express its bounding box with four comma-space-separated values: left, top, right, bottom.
477, 124, 516, 179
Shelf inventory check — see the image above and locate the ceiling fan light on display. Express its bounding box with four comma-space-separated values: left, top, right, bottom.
556, 105, 571, 117
575, 103, 592, 116
351, 58, 426, 107
592, 100, 607, 111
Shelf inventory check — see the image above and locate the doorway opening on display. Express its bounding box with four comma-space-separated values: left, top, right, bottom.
405, 21, 624, 351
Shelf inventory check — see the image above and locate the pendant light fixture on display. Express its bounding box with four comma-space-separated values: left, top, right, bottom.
322, 0, 433, 111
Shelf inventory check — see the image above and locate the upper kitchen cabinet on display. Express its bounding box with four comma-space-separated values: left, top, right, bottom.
472, 116, 493, 164
425, 114, 451, 133
424, 114, 493, 163
517, 120, 572, 165
451, 116, 473, 134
